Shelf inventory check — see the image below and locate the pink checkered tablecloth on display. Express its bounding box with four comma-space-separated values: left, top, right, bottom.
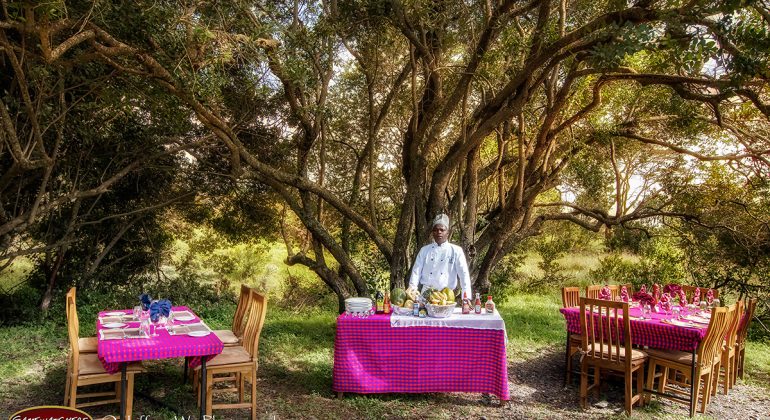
332, 313, 510, 400
560, 306, 708, 352
97, 306, 224, 374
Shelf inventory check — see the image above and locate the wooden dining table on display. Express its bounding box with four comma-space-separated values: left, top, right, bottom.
96, 306, 224, 419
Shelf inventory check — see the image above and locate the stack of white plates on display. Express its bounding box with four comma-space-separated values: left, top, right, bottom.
345, 297, 372, 313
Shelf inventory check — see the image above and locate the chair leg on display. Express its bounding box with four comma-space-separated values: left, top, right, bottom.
68, 373, 78, 408
240, 371, 245, 403
636, 366, 645, 407
579, 361, 589, 409
64, 362, 72, 406
206, 370, 214, 416
592, 366, 601, 398
126, 373, 135, 420
624, 369, 633, 416
701, 372, 712, 414
645, 361, 656, 405
723, 357, 730, 395
251, 365, 257, 420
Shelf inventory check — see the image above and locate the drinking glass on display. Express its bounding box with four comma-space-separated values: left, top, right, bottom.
133, 305, 141, 320
140, 318, 150, 338
699, 301, 707, 313
713, 298, 721, 308
150, 316, 160, 337
672, 306, 681, 320
642, 304, 651, 320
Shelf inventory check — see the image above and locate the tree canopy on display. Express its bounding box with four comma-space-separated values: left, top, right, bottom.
1, 0, 769, 310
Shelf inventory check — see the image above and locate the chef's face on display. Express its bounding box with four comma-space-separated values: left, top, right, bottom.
432, 224, 448, 244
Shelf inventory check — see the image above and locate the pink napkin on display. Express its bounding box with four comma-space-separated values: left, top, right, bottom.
659, 292, 671, 312
620, 286, 629, 302
652, 284, 661, 303
639, 285, 647, 294
692, 287, 701, 305
678, 289, 688, 307
706, 289, 714, 305
599, 286, 612, 300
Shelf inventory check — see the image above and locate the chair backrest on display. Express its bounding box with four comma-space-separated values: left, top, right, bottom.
241, 290, 267, 359
696, 305, 731, 371
736, 298, 758, 347
585, 285, 623, 301
561, 287, 580, 308
65, 292, 80, 374
579, 297, 632, 369
680, 285, 719, 301
232, 284, 252, 337
725, 300, 744, 349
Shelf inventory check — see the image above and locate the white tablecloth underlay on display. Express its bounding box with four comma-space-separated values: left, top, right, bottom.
390, 307, 506, 331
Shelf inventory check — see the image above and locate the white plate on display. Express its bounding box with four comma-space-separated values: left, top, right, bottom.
174, 315, 195, 322
104, 311, 126, 316
668, 319, 698, 328
188, 331, 210, 337
103, 322, 126, 329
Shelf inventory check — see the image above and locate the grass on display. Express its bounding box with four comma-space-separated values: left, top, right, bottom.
0, 291, 768, 419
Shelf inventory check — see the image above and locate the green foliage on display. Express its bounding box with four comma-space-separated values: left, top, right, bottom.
591, 237, 686, 290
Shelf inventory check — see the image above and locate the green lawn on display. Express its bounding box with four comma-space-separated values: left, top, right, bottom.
1, 292, 768, 419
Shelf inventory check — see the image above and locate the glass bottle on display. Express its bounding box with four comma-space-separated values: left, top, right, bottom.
462, 292, 471, 314
375, 290, 384, 314
383, 292, 391, 314
485, 295, 495, 314
474, 293, 482, 314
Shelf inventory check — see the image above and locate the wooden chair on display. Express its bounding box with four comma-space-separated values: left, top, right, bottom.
585, 284, 630, 301
64, 294, 144, 415
714, 300, 743, 395
213, 284, 252, 346
680, 285, 719, 302
579, 298, 647, 416
561, 287, 581, 385
65, 288, 98, 353
196, 290, 267, 419
644, 304, 733, 417
734, 298, 757, 382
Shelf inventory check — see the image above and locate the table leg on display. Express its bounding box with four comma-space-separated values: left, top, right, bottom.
183, 356, 189, 384
337, 392, 343, 399
564, 331, 570, 386
689, 348, 697, 417
200, 358, 207, 418
120, 363, 127, 420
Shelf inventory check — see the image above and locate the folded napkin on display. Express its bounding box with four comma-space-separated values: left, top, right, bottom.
620, 285, 629, 302
692, 287, 701, 305
652, 283, 661, 303
639, 285, 647, 294
599, 285, 612, 300
678, 289, 688, 307
633, 291, 655, 307
663, 284, 681, 295
140, 293, 152, 311
706, 289, 714, 305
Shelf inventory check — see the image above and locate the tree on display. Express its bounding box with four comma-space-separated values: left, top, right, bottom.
2, 0, 769, 311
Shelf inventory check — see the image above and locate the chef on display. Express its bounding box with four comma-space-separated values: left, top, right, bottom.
408, 213, 472, 300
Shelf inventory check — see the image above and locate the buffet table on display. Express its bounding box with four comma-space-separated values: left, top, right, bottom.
332, 308, 510, 401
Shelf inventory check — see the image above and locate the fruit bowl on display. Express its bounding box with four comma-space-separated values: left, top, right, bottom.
425, 303, 456, 318
392, 305, 413, 316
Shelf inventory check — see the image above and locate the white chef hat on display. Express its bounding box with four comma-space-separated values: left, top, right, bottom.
432, 213, 449, 228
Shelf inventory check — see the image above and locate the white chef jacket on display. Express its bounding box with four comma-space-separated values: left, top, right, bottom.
408, 241, 472, 299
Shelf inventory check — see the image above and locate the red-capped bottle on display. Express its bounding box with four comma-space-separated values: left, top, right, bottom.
383, 292, 391, 314
474, 293, 482, 314
462, 292, 471, 314
485, 295, 495, 314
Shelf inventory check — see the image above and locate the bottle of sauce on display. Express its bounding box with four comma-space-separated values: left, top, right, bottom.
485, 295, 495, 314
462, 292, 471, 314
474, 293, 482, 314
383, 292, 391, 314
375, 290, 384, 313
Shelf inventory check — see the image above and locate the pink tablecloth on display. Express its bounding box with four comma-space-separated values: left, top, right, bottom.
560, 306, 708, 352
97, 306, 224, 374
333, 313, 510, 400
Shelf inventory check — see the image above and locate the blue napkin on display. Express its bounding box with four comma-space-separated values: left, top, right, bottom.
158, 299, 172, 318
140, 293, 152, 311
149, 300, 160, 323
